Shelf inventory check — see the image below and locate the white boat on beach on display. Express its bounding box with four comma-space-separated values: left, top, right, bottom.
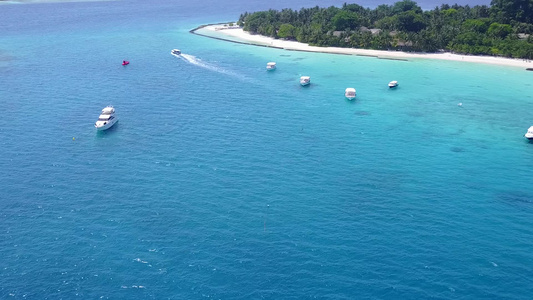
300, 76, 310, 86
345, 88, 356, 100
94, 106, 118, 131
266, 62, 276, 70
525, 126, 533, 140
171, 49, 181, 56
388, 80, 398, 88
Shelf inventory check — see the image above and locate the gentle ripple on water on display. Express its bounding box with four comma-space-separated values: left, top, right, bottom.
1, 0, 533, 299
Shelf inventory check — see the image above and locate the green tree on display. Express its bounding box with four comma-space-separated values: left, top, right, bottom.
332, 10, 360, 30
376, 16, 398, 30
393, 0, 422, 14
371, 4, 393, 23
491, 0, 533, 23
239, 0, 533, 59
397, 10, 426, 32
462, 18, 492, 33
488, 22, 513, 38
278, 24, 296, 39
243, 11, 268, 33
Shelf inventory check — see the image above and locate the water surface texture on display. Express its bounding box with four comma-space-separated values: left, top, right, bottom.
0, 0, 532, 299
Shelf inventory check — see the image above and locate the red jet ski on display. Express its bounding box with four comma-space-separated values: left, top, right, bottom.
122, 60, 130, 66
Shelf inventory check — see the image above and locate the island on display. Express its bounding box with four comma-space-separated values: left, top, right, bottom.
192, 0, 533, 68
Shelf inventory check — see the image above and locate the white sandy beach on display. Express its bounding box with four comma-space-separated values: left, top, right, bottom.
198, 24, 533, 69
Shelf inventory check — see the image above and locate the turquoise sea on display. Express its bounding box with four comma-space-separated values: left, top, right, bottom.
1, 0, 532, 299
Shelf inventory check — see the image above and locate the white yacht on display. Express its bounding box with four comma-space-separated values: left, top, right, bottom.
388, 81, 398, 88
266, 62, 276, 70
171, 49, 181, 56
94, 106, 118, 131
300, 76, 310, 86
525, 126, 533, 140
345, 88, 356, 100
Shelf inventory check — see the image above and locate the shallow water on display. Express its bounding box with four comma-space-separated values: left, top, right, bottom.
0, 0, 532, 299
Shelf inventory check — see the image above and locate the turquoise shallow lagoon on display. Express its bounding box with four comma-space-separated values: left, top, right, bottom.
0, 0, 532, 299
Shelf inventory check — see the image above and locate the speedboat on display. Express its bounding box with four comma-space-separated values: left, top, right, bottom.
388, 81, 398, 88
171, 49, 181, 56
300, 76, 310, 86
122, 60, 129, 66
525, 126, 533, 140
345, 88, 356, 100
266, 62, 276, 70
94, 106, 118, 131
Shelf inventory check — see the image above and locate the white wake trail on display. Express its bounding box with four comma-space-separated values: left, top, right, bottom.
173, 53, 245, 80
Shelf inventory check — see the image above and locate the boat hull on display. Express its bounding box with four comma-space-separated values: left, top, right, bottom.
300, 76, 310, 86
266, 62, 276, 70
300, 80, 310, 86
525, 126, 533, 139
95, 119, 118, 131
345, 93, 356, 100
345, 88, 356, 100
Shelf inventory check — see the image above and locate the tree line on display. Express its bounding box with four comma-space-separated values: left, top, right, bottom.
237, 0, 533, 59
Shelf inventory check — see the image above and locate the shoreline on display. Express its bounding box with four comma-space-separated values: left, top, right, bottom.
192, 23, 533, 70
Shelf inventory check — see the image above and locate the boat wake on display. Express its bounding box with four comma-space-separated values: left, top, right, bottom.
172, 53, 245, 80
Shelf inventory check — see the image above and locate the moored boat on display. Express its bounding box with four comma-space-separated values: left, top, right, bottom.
95, 106, 118, 131
525, 126, 533, 140
345, 88, 356, 100
388, 81, 398, 88
266, 62, 276, 70
300, 76, 310, 86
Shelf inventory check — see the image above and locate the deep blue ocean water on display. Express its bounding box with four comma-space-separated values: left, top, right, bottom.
1, 0, 532, 299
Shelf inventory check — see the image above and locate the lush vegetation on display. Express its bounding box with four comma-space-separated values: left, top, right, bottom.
237, 0, 533, 59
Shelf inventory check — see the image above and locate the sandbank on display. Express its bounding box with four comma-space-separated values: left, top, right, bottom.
194, 24, 533, 70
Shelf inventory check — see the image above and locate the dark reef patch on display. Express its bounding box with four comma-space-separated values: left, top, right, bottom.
450, 147, 465, 153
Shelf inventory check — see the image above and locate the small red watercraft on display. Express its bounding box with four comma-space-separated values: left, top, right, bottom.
122, 60, 130, 66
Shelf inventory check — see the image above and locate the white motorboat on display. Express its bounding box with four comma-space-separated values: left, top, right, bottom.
525, 126, 533, 140
94, 106, 118, 131
171, 49, 181, 56
345, 88, 356, 100
266, 62, 276, 70
388, 81, 398, 88
300, 76, 310, 86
